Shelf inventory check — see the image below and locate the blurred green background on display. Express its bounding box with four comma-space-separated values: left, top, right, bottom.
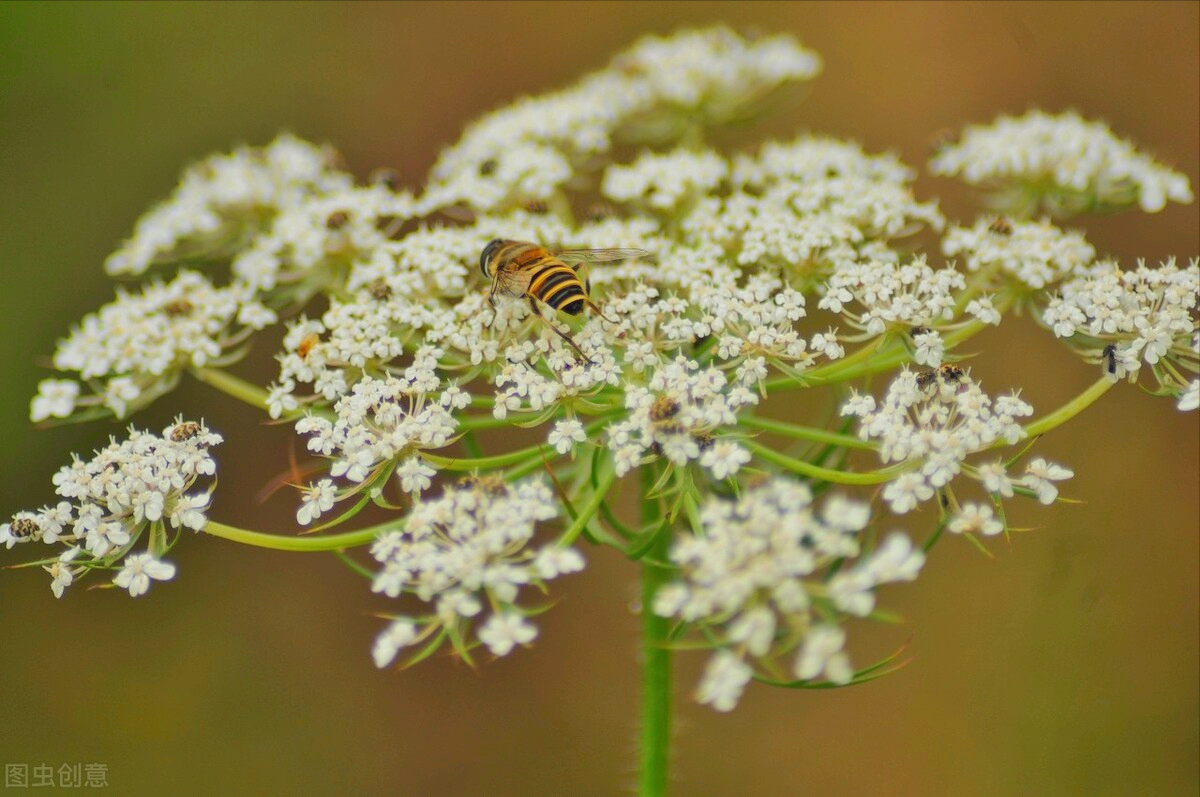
1, 3, 1196, 795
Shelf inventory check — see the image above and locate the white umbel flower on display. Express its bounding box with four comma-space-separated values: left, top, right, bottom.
930, 109, 1193, 216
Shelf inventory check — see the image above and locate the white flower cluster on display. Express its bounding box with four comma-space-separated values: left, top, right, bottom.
684, 136, 944, 272
230, 184, 418, 294
607, 356, 758, 478
293, 358, 465, 512
1042, 258, 1200, 397
818, 255, 972, 366
0, 419, 219, 598
652, 477, 924, 711
106, 134, 355, 277
423, 27, 821, 213
602, 148, 729, 213
38, 270, 276, 420
842, 367, 1042, 514
38, 135, 422, 422
929, 110, 1194, 216
941, 216, 1096, 290
370, 476, 583, 667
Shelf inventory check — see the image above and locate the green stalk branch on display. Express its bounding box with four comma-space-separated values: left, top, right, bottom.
743, 439, 909, 484
1020, 376, 1114, 440
559, 459, 617, 546
191, 366, 272, 412
203, 520, 387, 552
738, 415, 876, 450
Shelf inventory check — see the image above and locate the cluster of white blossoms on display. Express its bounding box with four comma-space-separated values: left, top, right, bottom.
607, 356, 758, 478
818, 255, 974, 366
0, 419, 219, 598
292, 356, 466, 515
423, 27, 821, 214
601, 149, 729, 213
370, 475, 583, 667
941, 216, 1096, 290
841, 366, 1066, 517
929, 110, 1193, 216
684, 136, 945, 273
35, 271, 276, 420
104, 134, 355, 277
653, 478, 924, 711
7, 28, 1196, 713
1042, 257, 1200, 406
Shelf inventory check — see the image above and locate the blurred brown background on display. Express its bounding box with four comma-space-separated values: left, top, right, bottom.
1, 3, 1196, 795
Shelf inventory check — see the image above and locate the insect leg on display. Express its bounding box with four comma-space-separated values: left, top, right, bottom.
529, 296, 594, 365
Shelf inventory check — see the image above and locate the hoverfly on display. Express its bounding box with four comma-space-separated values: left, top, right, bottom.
478, 239, 651, 360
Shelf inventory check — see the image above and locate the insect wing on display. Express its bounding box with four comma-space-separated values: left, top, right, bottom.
555, 248, 652, 265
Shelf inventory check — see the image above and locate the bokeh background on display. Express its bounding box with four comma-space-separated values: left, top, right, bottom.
1, 3, 1196, 795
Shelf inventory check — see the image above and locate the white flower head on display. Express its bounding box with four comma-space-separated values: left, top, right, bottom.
930, 110, 1193, 216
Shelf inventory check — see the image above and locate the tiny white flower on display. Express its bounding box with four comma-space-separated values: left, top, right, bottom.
697, 650, 753, 712
30, 379, 79, 423
977, 461, 1014, 498
396, 457, 436, 497
478, 611, 538, 657
794, 625, 852, 684
948, 502, 1004, 536
113, 553, 176, 597
531, 547, 585, 579
727, 606, 776, 657
297, 478, 337, 525
1022, 458, 1074, 505
699, 441, 750, 479
372, 619, 418, 668
882, 472, 934, 514
548, 419, 587, 455
170, 492, 211, 531
46, 547, 81, 599
1178, 380, 1199, 412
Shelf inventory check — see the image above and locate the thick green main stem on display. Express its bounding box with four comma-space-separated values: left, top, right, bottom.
639, 466, 672, 797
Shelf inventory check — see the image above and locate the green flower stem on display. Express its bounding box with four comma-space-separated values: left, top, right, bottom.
190, 366, 333, 421
764, 313, 1000, 393
1020, 376, 1114, 440
203, 520, 386, 552
430, 416, 617, 471
639, 464, 672, 797
456, 414, 523, 431
743, 439, 909, 485
191, 366, 271, 412
559, 458, 617, 546
738, 415, 876, 450
424, 446, 548, 471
